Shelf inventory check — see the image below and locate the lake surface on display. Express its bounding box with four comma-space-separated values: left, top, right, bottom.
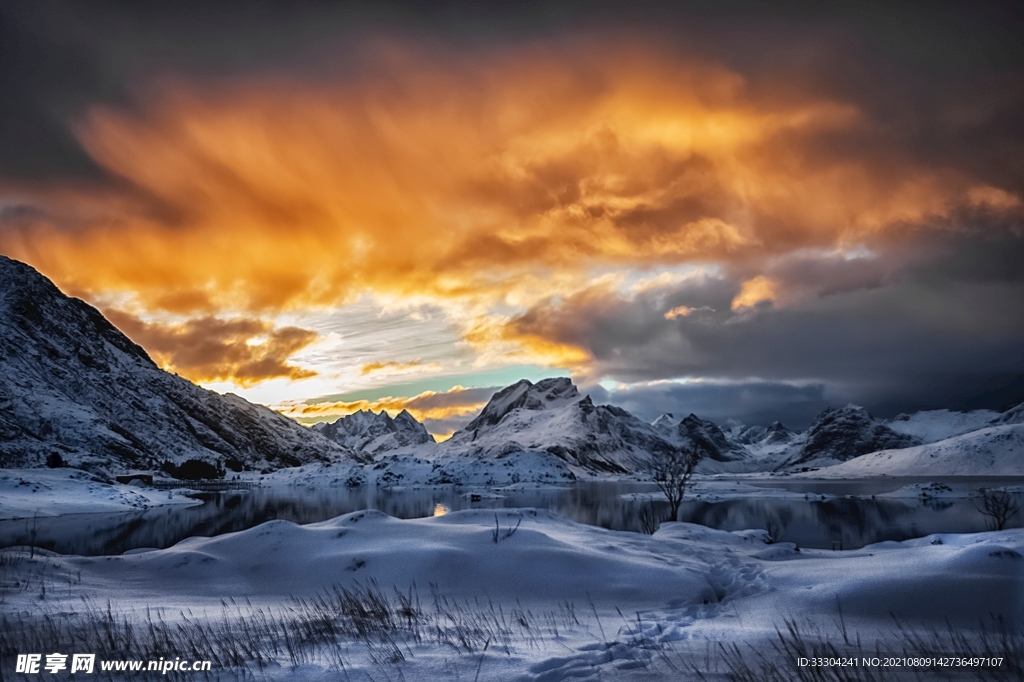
1, 477, 1021, 556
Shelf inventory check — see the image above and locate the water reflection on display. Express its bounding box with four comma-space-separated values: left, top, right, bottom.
676, 496, 997, 550
1, 480, 1020, 556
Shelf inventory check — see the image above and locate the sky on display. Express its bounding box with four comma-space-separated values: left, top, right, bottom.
2, 0, 1023, 435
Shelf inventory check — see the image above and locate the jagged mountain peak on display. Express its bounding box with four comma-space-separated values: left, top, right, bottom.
651, 412, 744, 462
394, 409, 422, 427
650, 413, 677, 430
722, 420, 793, 447
824, 403, 869, 418
786, 404, 919, 467
314, 408, 434, 455
445, 377, 674, 474
680, 413, 711, 427
762, 421, 793, 443
0, 255, 156, 370
464, 377, 581, 432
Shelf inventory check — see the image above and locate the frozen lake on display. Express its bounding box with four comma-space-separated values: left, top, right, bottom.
2, 477, 1021, 555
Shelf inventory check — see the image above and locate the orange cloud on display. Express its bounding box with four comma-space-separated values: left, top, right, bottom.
2, 39, 1021, 383
359, 360, 441, 375
280, 385, 493, 425
3, 40, 1014, 323
463, 316, 592, 370
731, 276, 778, 311
105, 310, 318, 386
664, 305, 692, 319
664, 304, 716, 319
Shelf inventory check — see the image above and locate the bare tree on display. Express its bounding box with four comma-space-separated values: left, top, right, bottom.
976, 488, 1020, 531
764, 515, 784, 544
649, 443, 704, 522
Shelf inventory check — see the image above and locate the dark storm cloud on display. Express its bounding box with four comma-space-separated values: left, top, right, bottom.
587, 381, 828, 429
514, 227, 1024, 419
0, 2, 105, 178
2, 0, 1022, 184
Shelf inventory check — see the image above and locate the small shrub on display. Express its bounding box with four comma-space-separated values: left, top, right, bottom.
492, 514, 522, 543
638, 503, 662, 535
174, 459, 221, 481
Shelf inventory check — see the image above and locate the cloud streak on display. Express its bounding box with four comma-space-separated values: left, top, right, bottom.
360, 360, 442, 376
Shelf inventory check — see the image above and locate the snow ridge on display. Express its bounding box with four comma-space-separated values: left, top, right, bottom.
0, 255, 357, 474
887, 409, 1000, 444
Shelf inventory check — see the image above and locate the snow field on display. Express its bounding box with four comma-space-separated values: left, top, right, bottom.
3, 509, 1022, 680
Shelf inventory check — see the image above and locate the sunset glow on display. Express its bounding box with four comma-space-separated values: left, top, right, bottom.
3, 11, 1023, 433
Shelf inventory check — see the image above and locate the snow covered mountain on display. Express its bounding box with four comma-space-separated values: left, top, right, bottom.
738, 421, 794, 446
807, 422, 1024, 477
313, 409, 434, 454
723, 422, 766, 445
784, 404, 920, 468
443, 378, 677, 474
0, 256, 357, 475
651, 413, 745, 462
803, 399, 1024, 477
332, 391, 1024, 482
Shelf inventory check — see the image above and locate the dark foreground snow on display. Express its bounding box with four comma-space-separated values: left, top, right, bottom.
2, 508, 1021, 680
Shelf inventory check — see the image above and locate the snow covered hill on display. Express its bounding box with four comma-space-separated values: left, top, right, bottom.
313, 408, 434, 454
886, 408, 1000, 444
0, 256, 357, 475
807, 422, 1024, 477
991, 399, 1024, 426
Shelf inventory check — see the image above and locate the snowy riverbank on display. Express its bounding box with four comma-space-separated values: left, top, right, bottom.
0, 469, 201, 520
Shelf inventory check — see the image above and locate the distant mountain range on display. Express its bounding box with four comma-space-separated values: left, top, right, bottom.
319, 377, 1022, 480
2, 255, 1021, 481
